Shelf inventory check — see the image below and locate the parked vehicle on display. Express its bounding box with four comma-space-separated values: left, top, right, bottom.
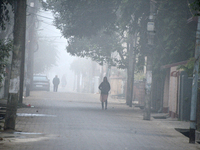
32, 75, 50, 91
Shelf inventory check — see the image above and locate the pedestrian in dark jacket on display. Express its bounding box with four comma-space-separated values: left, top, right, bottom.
53, 75, 60, 92
98, 77, 110, 110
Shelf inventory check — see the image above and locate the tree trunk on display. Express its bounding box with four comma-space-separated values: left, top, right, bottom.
4, 0, 26, 130
197, 88, 200, 131
143, 54, 152, 120
126, 42, 131, 105
77, 73, 80, 92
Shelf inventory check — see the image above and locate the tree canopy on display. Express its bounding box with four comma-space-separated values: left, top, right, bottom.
153, 0, 196, 72
43, 0, 149, 70
43, 0, 197, 74
67, 31, 124, 67
0, 0, 14, 30
190, 0, 200, 15
0, 40, 12, 83
43, 0, 121, 38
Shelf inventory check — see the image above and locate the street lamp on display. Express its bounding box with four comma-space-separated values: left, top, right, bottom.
143, 0, 156, 120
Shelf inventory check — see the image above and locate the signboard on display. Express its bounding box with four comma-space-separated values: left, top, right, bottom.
147, 22, 155, 31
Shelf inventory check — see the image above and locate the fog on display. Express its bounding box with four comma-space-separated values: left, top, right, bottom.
28, 2, 141, 99
35, 9, 104, 93
36, 10, 75, 92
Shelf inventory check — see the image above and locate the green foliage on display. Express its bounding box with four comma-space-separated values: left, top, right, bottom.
0, 39, 12, 83
34, 40, 58, 74
119, 0, 149, 34
190, 0, 200, 15
134, 71, 145, 81
43, 0, 196, 76
0, 0, 14, 30
67, 31, 124, 68
177, 57, 198, 77
153, 0, 196, 73
43, 0, 150, 71
118, 0, 149, 71
43, 0, 121, 38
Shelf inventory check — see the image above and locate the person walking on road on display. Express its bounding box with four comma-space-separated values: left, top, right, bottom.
53, 75, 60, 92
99, 77, 110, 110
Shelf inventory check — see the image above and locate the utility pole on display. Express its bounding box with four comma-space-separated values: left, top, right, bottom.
19, 1, 27, 103
126, 35, 135, 107
4, 0, 26, 129
26, 1, 37, 97
143, 0, 156, 120
189, 16, 200, 143
126, 41, 130, 105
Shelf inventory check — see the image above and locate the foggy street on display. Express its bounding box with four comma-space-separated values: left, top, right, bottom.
1, 91, 200, 150
2, 0, 200, 149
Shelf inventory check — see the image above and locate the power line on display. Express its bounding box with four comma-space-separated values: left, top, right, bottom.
37, 40, 67, 44
35, 13, 54, 20
38, 36, 63, 38
27, 11, 54, 20
39, 20, 54, 26
39, 26, 63, 34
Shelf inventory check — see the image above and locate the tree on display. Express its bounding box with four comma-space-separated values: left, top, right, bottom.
0, 1, 14, 85
149, 0, 197, 111
43, 0, 121, 38
67, 31, 124, 67
4, 0, 26, 130
0, 40, 12, 83
43, 0, 152, 107
190, 0, 200, 15
0, 0, 14, 30
115, 0, 149, 106
154, 0, 196, 70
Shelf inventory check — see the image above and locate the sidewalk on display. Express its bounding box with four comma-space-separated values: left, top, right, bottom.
0, 92, 200, 150
110, 96, 194, 143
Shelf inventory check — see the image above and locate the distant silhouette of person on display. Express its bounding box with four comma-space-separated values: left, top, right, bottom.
53, 75, 60, 92
99, 77, 110, 110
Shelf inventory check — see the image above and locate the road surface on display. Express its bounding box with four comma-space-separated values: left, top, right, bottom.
1, 91, 200, 150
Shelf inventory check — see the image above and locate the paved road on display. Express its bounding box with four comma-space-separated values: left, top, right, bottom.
1, 91, 200, 150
